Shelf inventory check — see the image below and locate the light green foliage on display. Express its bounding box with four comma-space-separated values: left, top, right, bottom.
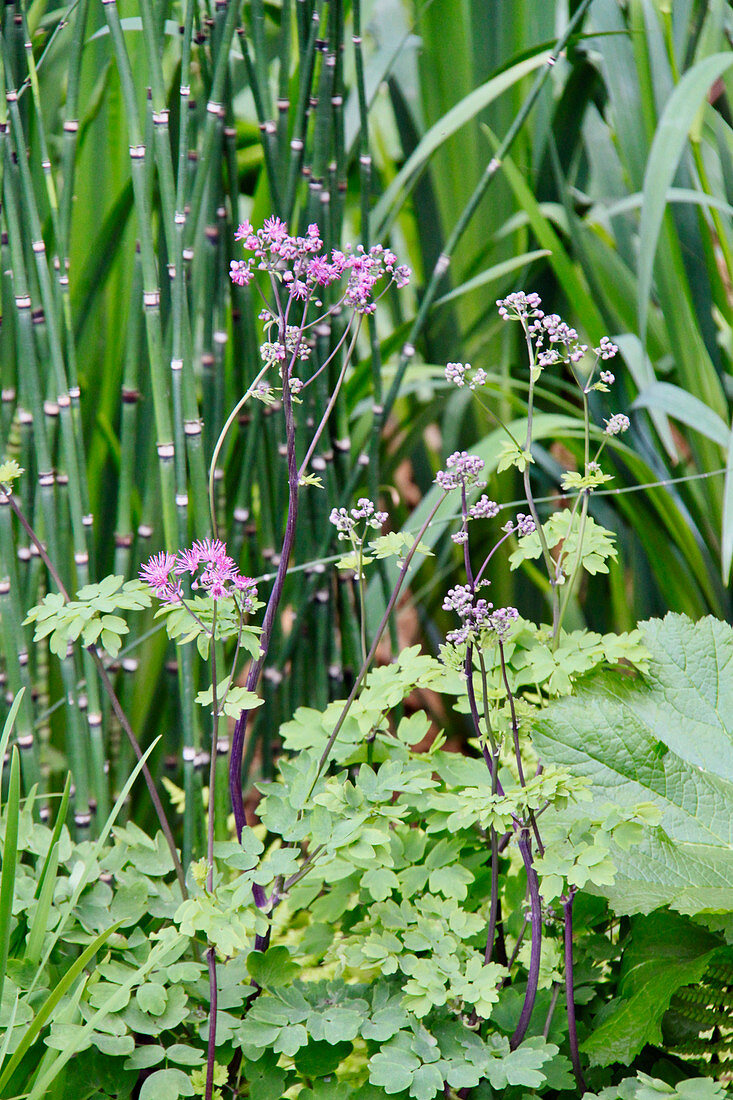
24, 576, 151, 658
155, 597, 262, 661
0, 459, 24, 486
194, 680, 264, 718
4, 615, 732, 1098
336, 533, 433, 575
279, 646, 458, 765
496, 441, 534, 473
534, 803, 662, 904
591, 1073, 729, 1100
560, 468, 614, 491
532, 614, 733, 918
509, 512, 617, 577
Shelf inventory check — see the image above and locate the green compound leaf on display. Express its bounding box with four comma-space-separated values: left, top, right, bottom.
591, 1072, 729, 1100
509, 512, 617, 576
293, 1039, 353, 1078
247, 946, 299, 990
195, 681, 264, 719
532, 614, 733, 917
369, 1042, 421, 1094
138, 1068, 194, 1100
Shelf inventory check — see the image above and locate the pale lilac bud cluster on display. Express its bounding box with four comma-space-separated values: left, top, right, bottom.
351, 498, 388, 527
451, 530, 469, 544
445, 362, 488, 390
604, 413, 630, 436
435, 452, 486, 491
140, 541, 257, 608
445, 362, 467, 386
443, 581, 519, 645
260, 341, 287, 364
488, 606, 519, 640
595, 336, 618, 360
329, 499, 387, 541
443, 584, 476, 615
283, 326, 312, 360
599, 370, 615, 385
497, 291, 543, 321
502, 513, 535, 537
469, 495, 499, 520
515, 513, 536, 537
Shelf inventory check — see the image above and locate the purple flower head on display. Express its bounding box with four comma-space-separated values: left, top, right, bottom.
435, 451, 486, 492
444, 584, 498, 646
330, 498, 388, 543
600, 370, 615, 385
140, 552, 177, 598
157, 540, 258, 604
230, 259, 254, 287
488, 606, 519, 640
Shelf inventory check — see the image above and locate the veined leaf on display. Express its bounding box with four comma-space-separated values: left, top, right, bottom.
532, 613, 733, 917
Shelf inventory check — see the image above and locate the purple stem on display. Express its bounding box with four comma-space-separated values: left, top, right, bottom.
465, 646, 503, 793
563, 890, 587, 1092
510, 830, 542, 1049
484, 824, 499, 965
204, 617, 220, 1098
205, 946, 218, 1100
498, 639, 525, 788
229, 351, 300, 844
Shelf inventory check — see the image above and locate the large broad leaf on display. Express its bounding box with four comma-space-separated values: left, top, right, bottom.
531, 614, 733, 918
580, 910, 722, 1067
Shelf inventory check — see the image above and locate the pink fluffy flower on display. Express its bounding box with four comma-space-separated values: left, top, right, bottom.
139, 551, 176, 593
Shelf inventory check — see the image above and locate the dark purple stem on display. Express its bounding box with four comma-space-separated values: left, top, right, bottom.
498, 638, 525, 787
510, 830, 542, 1049
464, 645, 503, 970
484, 824, 499, 965
205, 946, 218, 1100
205, 613, 219, 1099
497, 639, 545, 857
460, 482, 474, 588
563, 890, 587, 1092
230, 353, 300, 844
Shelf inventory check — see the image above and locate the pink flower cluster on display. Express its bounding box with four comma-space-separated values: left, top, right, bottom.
139, 540, 257, 607
230, 216, 410, 314
496, 292, 619, 373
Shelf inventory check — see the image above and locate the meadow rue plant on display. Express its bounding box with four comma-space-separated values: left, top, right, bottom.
10, 277, 729, 1100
